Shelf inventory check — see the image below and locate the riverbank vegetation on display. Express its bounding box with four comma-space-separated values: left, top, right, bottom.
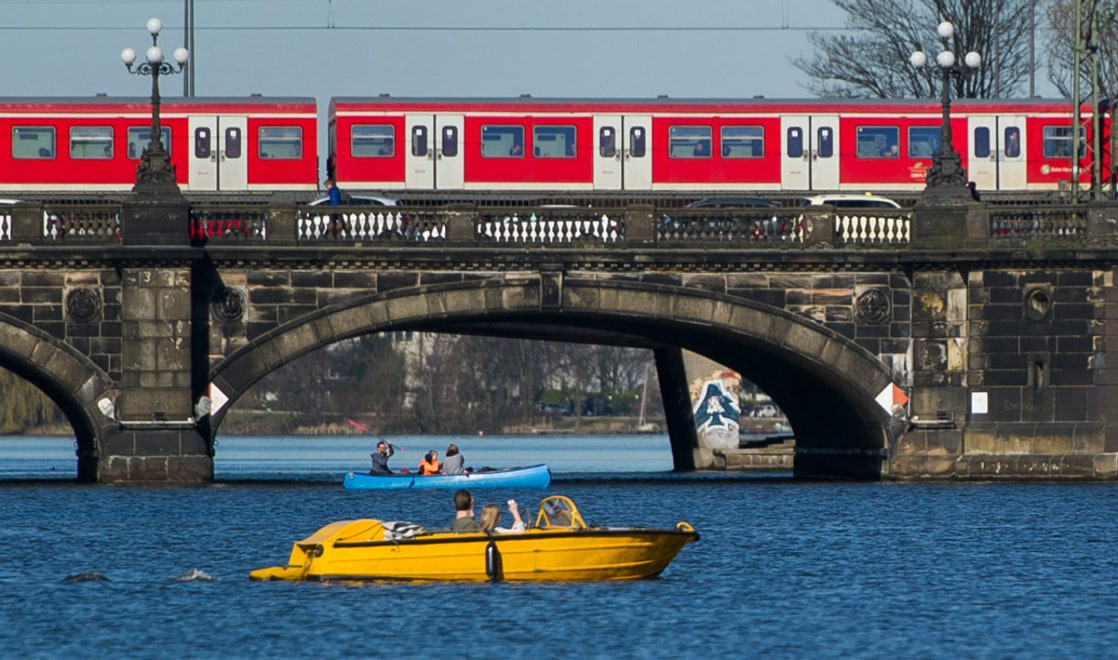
3, 335, 666, 436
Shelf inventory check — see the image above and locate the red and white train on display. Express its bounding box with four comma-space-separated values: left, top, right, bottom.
0, 95, 1109, 196
0, 96, 317, 193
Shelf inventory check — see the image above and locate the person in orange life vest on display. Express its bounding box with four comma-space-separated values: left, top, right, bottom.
418, 450, 441, 475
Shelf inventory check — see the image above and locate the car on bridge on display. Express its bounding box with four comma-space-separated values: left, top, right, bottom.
800, 194, 902, 209
303, 194, 411, 239
684, 197, 780, 209
308, 194, 398, 207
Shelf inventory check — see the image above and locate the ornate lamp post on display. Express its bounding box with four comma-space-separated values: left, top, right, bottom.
910, 21, 981, 198
121, 17, 188, 193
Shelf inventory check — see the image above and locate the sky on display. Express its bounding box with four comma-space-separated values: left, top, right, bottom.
0, 0, 850, 101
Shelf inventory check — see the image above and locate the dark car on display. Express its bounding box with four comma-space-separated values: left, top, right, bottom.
661, 196, 789, 239
684, 197, 780, 209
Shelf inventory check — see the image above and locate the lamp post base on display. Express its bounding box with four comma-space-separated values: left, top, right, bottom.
923, 147, 972, 199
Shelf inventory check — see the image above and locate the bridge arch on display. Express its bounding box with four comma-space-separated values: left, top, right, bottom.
210, 277, 904, 477
0, 313, 116, 479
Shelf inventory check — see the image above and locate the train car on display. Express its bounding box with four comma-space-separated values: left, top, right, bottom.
328, 96, 1109, 196
0, 96, 318, 193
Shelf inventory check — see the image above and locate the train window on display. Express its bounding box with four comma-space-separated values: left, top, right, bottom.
599, 127, 617, 158
411, 126, 428, 157
12, 127, 55, 159
909, 126, 941, 158
441, 126, 458, 158
481, 125, 524, 158
721, 126, 763, 158
857, 127, 899, 158
1042, 125, 1085, 158
259, 126, 303, 159
816, 127, 833, 158
669, 126, 712, 158
1004, 127, 1021, 158
194, 127, 212, 159
630, 126, 646, 158
533, 126, 576, 158
1006, 127, 1024, 158
787, 127, 803, 158
973, 127, 991, 158
353, 124, 395, 158
128, 127, 171, 160
69, 126, 113, 159
225, 127, 242, 159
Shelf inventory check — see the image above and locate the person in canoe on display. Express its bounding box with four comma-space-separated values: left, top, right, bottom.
418, 450, 441, 475
441, 443, 465, 475
369, 440, 395, 475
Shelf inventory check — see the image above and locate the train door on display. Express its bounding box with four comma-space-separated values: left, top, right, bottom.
188, 115, 248, 191
968, 115, 1026, 191
781, 115, 839, 191
405, 115, 434, 189
406, 114, 464, 190
622, 115, 652, 190
593, 115, 622, 190
434, 114, 464, 190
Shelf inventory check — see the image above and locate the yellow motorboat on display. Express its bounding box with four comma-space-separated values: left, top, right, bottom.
250, 495, 698, 583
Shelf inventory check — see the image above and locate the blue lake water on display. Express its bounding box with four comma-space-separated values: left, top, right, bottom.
1, 435, 1117, 658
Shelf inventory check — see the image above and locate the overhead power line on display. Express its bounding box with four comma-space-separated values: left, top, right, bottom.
0, 24, 855, 33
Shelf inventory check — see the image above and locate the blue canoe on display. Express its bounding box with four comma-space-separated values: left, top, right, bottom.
343, 464, 551, 490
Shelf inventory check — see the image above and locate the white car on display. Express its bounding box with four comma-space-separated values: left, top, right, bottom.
303, 194, 409, 239
800, 194, 901, 209
307, 194, 398, 207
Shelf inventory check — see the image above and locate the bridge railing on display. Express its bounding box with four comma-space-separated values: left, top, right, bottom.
655, 207, 807, 243
476, 206, 626, 243
987, 205, 1088, 243
0, 201, 123, 244
294, 203, 446, 242
833, 210, 912, 246
6, 198, 1118, 251
190, 205, 270, 242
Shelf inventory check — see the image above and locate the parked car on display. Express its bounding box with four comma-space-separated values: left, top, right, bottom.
800, 194, 901, 209
684, 197, 780, 209
753, 404, 779, 418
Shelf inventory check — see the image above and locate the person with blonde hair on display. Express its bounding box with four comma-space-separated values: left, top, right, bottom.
479, 500, 526, 533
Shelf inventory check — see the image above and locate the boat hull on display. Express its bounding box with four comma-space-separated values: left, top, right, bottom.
250, 519, 698, 583
343, 464, 550, 490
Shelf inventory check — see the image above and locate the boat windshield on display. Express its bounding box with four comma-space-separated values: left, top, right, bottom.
534, 495, 586, 530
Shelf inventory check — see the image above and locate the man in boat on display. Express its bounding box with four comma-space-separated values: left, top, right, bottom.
452, 489, 480, 532
369, 440, 394, 475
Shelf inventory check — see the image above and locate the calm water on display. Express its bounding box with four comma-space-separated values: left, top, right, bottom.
2, 435, 1117, 658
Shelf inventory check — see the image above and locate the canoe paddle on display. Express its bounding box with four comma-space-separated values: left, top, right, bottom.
347, 418, 404, 451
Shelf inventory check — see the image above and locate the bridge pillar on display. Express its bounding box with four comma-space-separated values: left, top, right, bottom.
654, 347, 702, 471
96, 425, 213, 483
97, 194, 214, 483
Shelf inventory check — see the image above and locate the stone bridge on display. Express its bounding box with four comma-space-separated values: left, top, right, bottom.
1, 193, 1116, 482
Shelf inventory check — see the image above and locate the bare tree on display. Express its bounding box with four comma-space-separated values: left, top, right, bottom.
795, 0, 1036, 99
1044, 0, 1118, 100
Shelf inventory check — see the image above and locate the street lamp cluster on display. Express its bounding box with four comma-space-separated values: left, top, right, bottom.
121, 18, 188, 192
910, 21, 981, 198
